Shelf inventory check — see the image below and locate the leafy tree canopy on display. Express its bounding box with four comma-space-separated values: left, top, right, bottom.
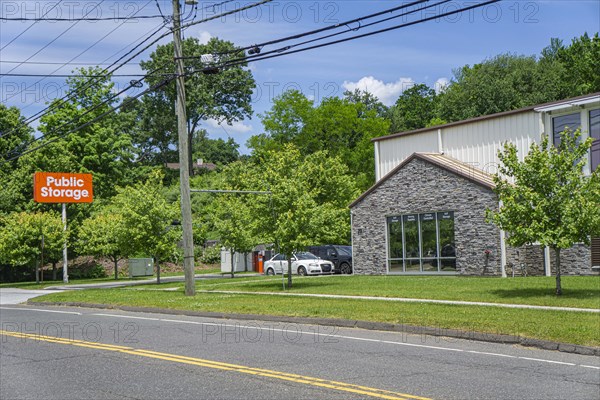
0, 210, 66, 269
138, 37, 255, 169
251, 90, 389, 190
488, 129, 600, 294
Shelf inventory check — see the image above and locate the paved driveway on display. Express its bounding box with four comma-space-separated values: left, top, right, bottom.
0, 288, 63, 305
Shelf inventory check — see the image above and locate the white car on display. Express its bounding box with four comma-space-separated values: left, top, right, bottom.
264, 252, 334, 276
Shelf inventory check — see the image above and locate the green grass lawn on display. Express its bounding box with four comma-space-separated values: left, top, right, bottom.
0, 277, 144, 290
194, 275, 600, 309
27, 275, 600, 347
0, 267, 223, 290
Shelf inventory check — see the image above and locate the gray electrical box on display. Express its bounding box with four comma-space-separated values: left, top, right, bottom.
128, 258, 154, 278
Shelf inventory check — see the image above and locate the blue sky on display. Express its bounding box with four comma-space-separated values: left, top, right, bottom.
1, 0, 599, 154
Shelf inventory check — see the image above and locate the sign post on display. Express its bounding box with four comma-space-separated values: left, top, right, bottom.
33, 172, 93, 283
62, 203, 68, 283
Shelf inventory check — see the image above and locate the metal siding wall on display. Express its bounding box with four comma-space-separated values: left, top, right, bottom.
378, 131, 438, 178
443, 112, 539, 174
377, 112, 540, 181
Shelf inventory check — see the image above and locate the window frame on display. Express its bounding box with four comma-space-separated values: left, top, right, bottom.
386, 211, 457, 275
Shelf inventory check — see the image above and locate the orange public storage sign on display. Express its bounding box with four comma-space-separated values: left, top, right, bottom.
33, 172, 93, 203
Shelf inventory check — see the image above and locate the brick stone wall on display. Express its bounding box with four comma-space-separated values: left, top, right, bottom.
351, 157, 594, 276
351, 158, 501, 275
506, 244, 593, 276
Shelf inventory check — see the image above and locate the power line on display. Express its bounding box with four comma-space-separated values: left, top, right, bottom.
0, 73, 162, 77
212, 0, 502, 72
1, 8, 169, 134
0, 0, 273, 144
0, 60, 141, 66
5, 77, 173, 162
0, 15, 164, 21
0, 0, 64, 52
199, 0, 450, 66
1, 0, 106, 77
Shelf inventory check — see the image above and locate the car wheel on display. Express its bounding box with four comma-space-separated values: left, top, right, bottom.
266, 268, 275, 276
340, 263, 352, 274
298, 266, 307, 276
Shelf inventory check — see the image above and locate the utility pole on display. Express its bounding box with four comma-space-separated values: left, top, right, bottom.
173, 0, 196, 296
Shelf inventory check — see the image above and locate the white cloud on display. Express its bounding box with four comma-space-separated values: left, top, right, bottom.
434, 77, 450, 94
342, 76, 415, 106
206, 118, 252, 134
197, 31, 213, 45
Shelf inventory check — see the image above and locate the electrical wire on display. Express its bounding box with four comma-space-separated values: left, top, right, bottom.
207, 0, 502, 72
0, 0, 273, 143
3, 11, 168, 126
196, 0, 452, 67
0, 73, 163, 78
1, 1, 156, 82
178, 0, 430, 59
1, 0, 106, 77
3, 0, 498, 161
5, 77, 174, 162
0, 60, 142, 66
0, 22, 170, 140
0, 0, 64, 52
0, 15, 165, 21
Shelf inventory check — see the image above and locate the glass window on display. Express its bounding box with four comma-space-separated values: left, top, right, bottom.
420, 213, 437, 258
553, 112, 581, 147
590, 109, 600, 172
403, 215, 420, 259
387, 216, 403, 259
387, 212, 456, 273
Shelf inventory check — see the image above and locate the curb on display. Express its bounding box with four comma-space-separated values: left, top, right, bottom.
29, 301, 600, 357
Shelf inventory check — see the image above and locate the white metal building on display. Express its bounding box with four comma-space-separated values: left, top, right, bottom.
351, 93, 600, 276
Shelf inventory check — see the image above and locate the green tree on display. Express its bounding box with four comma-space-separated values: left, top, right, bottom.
0, 211, 66, 281
250, 145, 358, 287
111, 171, 182, 282
77, 209, 128, 279
15, 68, 137, 202
192, 129, 239, 166
488, 129, 600, 295
0, 105, 34, 215
437, 54, 555, 122
388, 84, 438, 132
253, 90, 389, 190
343, 89, 388, 118
553, 33, 600, 96
139, 37, 255, 171
249, 89, 315, 155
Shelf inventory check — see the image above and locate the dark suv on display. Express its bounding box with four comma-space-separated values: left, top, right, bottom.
307, 245, 353, 274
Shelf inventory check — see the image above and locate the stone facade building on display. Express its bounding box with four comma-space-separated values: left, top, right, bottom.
350, 93, 600, 276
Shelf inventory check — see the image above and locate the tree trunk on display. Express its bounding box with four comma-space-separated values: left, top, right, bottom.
52, 262, 57, 281
113, 256, 119, 280
244, 252, 248, 272
554, 247, 562, 295
287, 254, 293, 288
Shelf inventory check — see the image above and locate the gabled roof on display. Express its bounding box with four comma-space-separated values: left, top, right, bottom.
373, 92, 600, 142
349, 152, 496, 208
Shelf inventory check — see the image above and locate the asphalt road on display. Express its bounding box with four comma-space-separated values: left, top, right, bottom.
1, 305, 599, 400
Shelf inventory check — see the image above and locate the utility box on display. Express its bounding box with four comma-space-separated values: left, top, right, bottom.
128, 258, 154, 278
220, 249, 252, 273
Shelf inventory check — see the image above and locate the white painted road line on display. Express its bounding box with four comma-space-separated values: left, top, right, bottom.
92, 313, 160, 321
0, 307, 81, 315
85, 311, 600, 371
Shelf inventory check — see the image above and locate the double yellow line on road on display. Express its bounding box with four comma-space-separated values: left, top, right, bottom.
0, 329, 431, 400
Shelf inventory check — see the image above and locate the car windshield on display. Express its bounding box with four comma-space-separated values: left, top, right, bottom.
334, 246, 352, 256
295, 252, 318, 260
